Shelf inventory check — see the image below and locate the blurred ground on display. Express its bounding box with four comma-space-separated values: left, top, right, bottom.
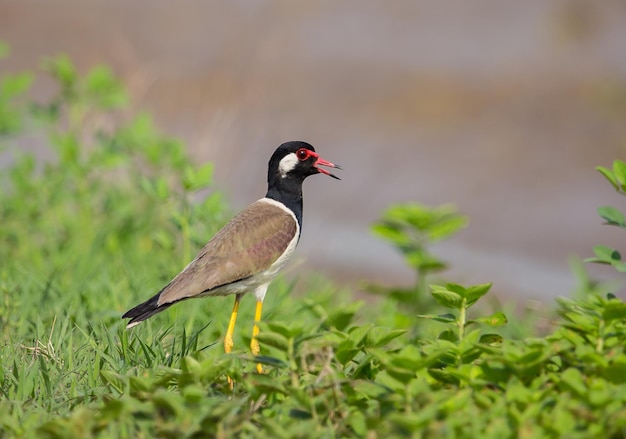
1, 0, 625, 301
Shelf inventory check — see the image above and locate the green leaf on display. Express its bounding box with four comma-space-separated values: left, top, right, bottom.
549, 402, 577, 435
597, 206, 626, 227
44, 54, 77, 89
430, 287, 463, 309
182, 166, 196, 191
372, 203, 467, 279
181, 356, 201, 375
352, 380, 390, 399
371, 223, 409, 247
253, 355, 287, 368
1, 72, 34, 97
429, 216, 469, 241
602, 362, 626, 384
371, 346, 446, 383
601, 301, 626, 323
479, 333, 503, 345
596, 165, 619, 191
465, 283, 493, 307
194, 162, 214, 188
289, 409, 313, 420
505, 378, 533, 403
265, 322, 302, 340
326, 301, 361, 330
100, 370, 126, 394
405, 251, 447, 272
428, 282, 493, 310
388, 407, 439, 430
336, 346, 361, 366
366, 327, 406, 348
306, 331, 345, 351
182, 163, 214, 192
128, 376, 152, 394
438, 329, 458, 342
85, 65, 127, 108
348, 325, 371, 346
255, 332, 289, 352
443, 283, 467, 297
154, 177, 170, 200
51, 132, 80, 165
182, 384, 206, 404
428, 368, 460, 385
151, 390, 186, 416
347, 410, 367, 436
417, 313, 456, 323
613, 160, 626, 190
614, 262, 626, 272
243, 373, 288, 398
592, 245, 621, 264
561, 311, 597, 335
560, 368, 586, 397
474, 311, 508, 326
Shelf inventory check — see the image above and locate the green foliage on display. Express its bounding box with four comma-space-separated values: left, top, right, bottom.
20, 279, 626, 439
2, 45, 626, 438
0, 52, 33, 135
596, 160, 626, 194
370, 203, 469, 310
0, 47, 228, 435
420, 282, 504, 346
587, 160, 626, 272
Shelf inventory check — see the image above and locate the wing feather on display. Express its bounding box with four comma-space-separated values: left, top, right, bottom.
157, 199, 297, 305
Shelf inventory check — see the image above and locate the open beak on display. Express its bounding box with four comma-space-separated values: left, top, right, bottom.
314, 157, 342, 180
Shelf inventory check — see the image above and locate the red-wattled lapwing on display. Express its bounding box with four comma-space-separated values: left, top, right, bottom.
122, 141, 341, 375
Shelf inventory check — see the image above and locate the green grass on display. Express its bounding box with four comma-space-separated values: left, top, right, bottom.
2, 48, 626, 438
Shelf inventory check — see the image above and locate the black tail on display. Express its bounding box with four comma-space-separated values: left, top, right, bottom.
122, 292, 174, 329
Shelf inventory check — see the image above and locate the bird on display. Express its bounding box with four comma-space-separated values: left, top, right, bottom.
122, 141, 341, 374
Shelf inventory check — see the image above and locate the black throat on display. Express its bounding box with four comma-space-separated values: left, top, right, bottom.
265, 175, 304, 230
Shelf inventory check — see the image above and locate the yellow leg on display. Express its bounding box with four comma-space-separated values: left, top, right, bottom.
251, 300, 263, 374
225, 295, 241, 389
224, 294, 241, 354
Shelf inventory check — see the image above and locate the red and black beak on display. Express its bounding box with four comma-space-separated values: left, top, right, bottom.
312, 154, 342, 180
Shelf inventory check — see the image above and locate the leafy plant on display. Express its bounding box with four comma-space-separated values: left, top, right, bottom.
596, 159, 626, 195
587, 160, 626, 271
370, 203, 468, 310
0, 46, 228, 435
420, 282, 505, 344
0, 44, 33, 136
4, 43, 626, 439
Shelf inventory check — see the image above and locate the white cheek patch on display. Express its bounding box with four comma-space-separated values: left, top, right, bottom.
278, 153, 299, 177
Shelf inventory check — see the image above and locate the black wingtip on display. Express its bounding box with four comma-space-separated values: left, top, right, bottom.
122, 293, 170, 329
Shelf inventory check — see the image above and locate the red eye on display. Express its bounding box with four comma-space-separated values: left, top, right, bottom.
296, 148, 309, 161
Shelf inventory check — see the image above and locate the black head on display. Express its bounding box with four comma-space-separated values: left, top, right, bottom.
267, 141, 341, 185
266, 141, 341, 226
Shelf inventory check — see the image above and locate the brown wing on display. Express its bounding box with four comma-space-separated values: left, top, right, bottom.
157, 199, 297, 305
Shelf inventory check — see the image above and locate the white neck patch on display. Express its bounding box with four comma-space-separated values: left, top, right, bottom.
278, 152, 299, 178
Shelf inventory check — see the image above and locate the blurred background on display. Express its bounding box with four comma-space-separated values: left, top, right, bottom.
1, 0, 625, 301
